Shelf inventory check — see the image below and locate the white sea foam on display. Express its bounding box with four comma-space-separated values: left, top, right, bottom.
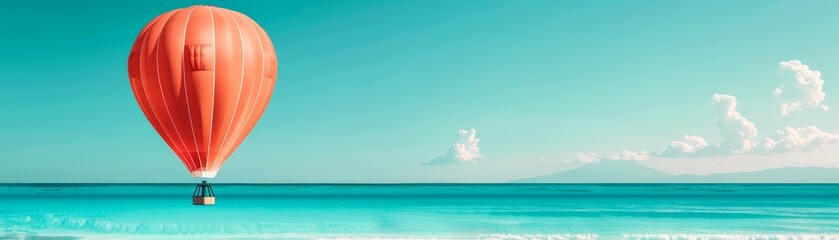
1, 213, 297, 236
0, 213, 839, 240
5, 229, 839, 240
624, 234, 839, 240
4, 213, 839, 240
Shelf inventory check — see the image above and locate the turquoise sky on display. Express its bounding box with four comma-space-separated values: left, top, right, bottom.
2, 0, 839, 183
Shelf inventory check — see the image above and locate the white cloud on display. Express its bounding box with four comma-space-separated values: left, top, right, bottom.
654, 95, 838, 157
775, 60, 828, 116
557, 62, 835, 161
654, 94, 757, 158
658, 125, 839, 157
606, 150, 650, 161
658, 134, 710, 157
565, 152, 599, 163
424, 129, 483, 165
564, 151, 649, 163
756, 126, 839, 153
712, 94, 758, 153
453, 129, 482, 161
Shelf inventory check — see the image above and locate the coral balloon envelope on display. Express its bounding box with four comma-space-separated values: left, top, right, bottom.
128, 6, 277, 178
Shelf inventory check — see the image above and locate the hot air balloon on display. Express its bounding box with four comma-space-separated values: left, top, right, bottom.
127, 5, 277, 205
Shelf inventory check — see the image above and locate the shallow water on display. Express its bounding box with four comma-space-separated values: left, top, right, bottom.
0, 184, 837, 239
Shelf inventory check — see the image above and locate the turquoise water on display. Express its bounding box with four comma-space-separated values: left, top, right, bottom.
0, 184, 838, 239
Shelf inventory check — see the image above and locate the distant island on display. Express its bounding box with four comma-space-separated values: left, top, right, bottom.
510, 160, 839, 183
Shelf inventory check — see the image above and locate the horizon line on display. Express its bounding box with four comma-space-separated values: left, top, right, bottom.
1, 182, 837, 185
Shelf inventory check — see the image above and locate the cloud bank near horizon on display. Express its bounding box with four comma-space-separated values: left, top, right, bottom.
758, 126, 839, 154
565, 150, 650, 163
574, 60, 838, 162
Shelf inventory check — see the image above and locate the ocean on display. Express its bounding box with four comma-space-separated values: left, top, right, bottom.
0, 184, 837, 239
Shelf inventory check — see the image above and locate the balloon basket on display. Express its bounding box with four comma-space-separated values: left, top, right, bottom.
192, 180, 215, 205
